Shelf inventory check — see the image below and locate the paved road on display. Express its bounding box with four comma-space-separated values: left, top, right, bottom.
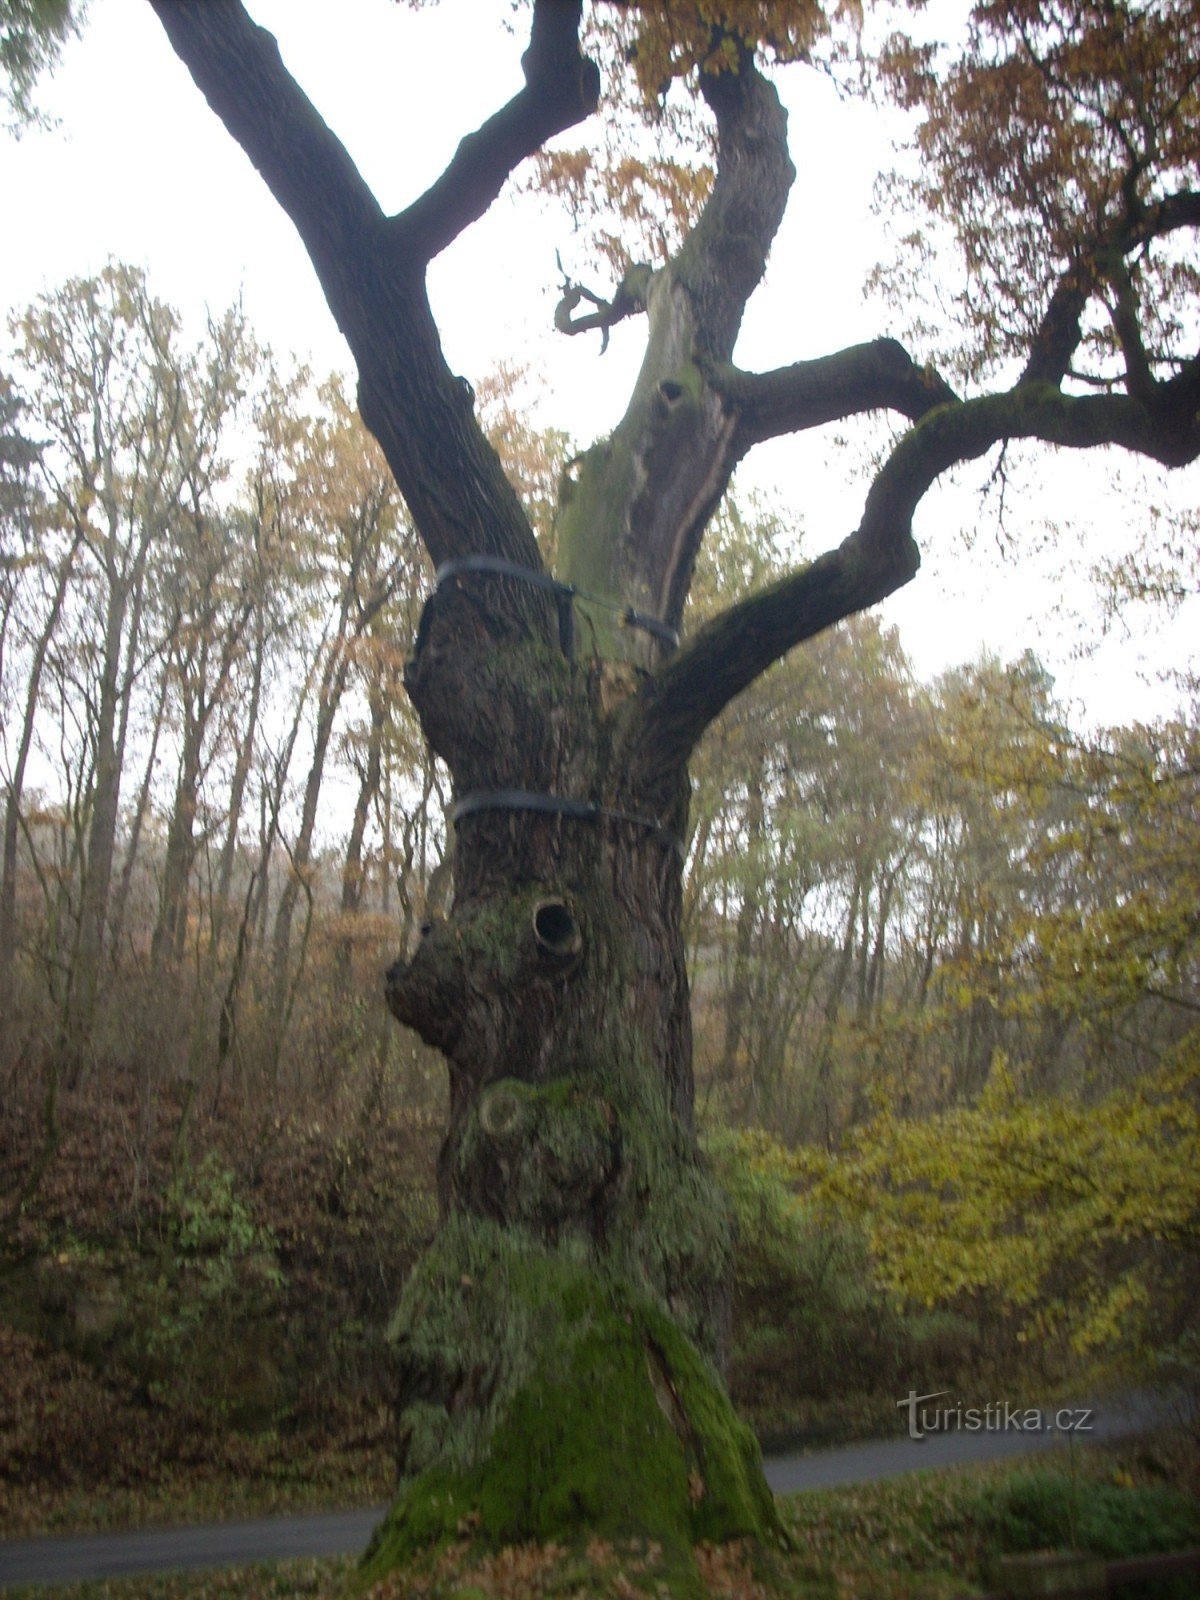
0, 1393, 1170, 1589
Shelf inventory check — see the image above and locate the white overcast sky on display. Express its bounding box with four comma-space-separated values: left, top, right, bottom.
2, 0, 1197, 729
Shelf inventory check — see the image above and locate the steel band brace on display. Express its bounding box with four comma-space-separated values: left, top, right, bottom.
449, 789, 684, 857
429, 554, 680, 656
421, 558, 684, 855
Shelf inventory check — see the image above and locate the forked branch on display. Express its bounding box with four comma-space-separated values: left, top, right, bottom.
675, 47, 795, 360
147, 0, 382, 339
634, 380, 1200, 782
150, 0, 562, 585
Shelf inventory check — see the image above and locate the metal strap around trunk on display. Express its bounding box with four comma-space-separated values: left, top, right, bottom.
449, 788, 684, 857
431, 555, 680, 651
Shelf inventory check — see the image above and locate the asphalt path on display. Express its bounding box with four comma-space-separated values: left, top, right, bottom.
0, 1393, 1170, 1589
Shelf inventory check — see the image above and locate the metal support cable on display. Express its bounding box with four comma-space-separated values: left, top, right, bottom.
449, 788, 684, 856
428, 555, 680, 653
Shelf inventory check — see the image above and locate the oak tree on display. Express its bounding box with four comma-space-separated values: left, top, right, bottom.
10, 265, 251, 1080
146, 0, 1200, 1580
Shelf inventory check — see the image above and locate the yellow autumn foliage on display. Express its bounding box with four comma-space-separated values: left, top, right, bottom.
796, 1048, 1200, 1367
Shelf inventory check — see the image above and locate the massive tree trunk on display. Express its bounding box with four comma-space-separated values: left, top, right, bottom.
148, 0, 1196, 1582
376, 573, 775, 1567
146, 2, 922, 1575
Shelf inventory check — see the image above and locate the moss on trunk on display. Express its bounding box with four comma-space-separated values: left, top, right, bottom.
373, 519, 781, 1592
364, 1218, 778, 1590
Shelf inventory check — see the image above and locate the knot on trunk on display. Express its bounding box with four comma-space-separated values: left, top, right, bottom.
386, 888, 588, 1072
456, 1077, 621, 1239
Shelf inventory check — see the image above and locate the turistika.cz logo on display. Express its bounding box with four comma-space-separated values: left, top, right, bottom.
897, 1390, 1095, 1441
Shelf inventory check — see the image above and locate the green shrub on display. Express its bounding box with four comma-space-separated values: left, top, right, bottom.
129, 1153, 284, 1424
704, 1127, 980, 1431
981, 1468, 1200, 1598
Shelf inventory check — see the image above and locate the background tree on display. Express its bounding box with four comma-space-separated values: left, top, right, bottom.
9, 267, 252, 1081
141, 0, 1200, 1583
0, 368, 48, 1009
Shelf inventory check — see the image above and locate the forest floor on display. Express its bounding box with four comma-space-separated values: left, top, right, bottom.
1, 1428, 1197, 1599
0, 1422, 393, 1543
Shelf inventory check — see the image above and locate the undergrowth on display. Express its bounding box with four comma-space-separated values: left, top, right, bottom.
3, 1436, 1197, 1600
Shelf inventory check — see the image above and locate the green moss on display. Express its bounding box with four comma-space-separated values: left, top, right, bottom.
556, 444, 622, 594
375, 1230, 779, 1591
453, 888, 554, 986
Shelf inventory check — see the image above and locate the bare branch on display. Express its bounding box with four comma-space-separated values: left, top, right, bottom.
710, 338, 960, 454
675, 47, 795, 360
386, 0, 600, 263
553, 263, 651, 352
633, 380, 1200, 778
147, 0, 382, 341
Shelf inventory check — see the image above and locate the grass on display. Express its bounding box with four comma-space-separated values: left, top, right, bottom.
3, 1432, 1197, 1599
778, 1432, 1200, 1599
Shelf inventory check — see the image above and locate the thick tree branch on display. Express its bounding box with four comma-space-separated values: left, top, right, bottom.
675, 48, 795, 360
632, 381, 1200, 780
1131, 188, 1200, 246
1022, 188, 1200, 390
149, 0, 547, 594
147, 0, 382, 343
710, 338, 960, 454
387, 0, 600, 263
552, 42, 796, 647
1107, 257, 1157, 400
1021, 268, 1092, 386
1158, 352, 1200, 445
630, 533, 920, 793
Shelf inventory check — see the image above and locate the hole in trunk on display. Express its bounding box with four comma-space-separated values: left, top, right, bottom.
659, 379, 684, 404
532, 898, 583, 971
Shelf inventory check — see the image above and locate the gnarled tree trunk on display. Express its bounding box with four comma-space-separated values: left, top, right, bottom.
378, 572, 773, 1565
147, 1, 1027, 1584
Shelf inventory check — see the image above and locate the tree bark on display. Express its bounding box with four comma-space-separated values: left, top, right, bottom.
378, 580, 775, 1566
